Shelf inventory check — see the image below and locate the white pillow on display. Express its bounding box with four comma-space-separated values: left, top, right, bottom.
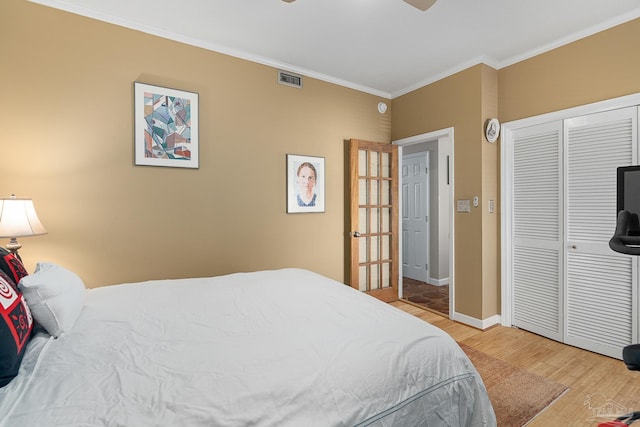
18, 262, 86, 338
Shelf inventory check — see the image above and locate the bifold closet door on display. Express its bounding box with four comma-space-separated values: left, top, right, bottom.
509, 106, 638, 359
511, 121, 564, 342
564, 107, 638, 359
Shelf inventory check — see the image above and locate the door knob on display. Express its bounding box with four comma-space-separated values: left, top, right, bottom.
353, 231, 361, 238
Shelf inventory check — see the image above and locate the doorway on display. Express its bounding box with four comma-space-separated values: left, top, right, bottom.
394, 128, 454, 318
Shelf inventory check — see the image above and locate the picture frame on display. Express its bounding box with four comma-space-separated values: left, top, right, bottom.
287, 154, 325, 213
134, 82, 199, 168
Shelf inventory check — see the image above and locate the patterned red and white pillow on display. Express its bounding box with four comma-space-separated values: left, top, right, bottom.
0, 270, 33, 387
0, 248, 29, 285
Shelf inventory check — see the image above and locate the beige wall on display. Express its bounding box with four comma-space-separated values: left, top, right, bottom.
392, 66, 488, 319
392, 18, 640, 321
480, 66, 499, 319
499, 18, 640, 122
1, 0, 390, 287
4, 0, 640, 322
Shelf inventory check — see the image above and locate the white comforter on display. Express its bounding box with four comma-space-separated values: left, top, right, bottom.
0, 268, 495, 426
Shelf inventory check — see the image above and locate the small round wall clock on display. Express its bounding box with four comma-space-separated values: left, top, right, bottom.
485, 118, 500, 143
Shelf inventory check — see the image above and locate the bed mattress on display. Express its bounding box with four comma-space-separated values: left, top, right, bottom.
0, 268, 495, 426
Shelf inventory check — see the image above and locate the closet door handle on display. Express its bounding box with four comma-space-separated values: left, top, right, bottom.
352, 231, 361, 238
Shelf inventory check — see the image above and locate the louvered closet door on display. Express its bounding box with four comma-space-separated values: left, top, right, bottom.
564, 107, 638, 359
511, 121, 564, 341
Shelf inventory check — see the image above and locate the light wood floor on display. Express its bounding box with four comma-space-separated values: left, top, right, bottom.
392, 301, 640, 427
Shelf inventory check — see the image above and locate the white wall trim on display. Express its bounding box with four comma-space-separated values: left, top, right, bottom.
28, 0, 392, 99
394, 127, 455, 319
429, 277, 449, 286
503, 93, 640, 129
453, 312, 502, 330
500, 125, 514, 327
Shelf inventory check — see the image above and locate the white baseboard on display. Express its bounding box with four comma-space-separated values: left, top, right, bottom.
429, 277, 449, 286
453, 312, 501, 330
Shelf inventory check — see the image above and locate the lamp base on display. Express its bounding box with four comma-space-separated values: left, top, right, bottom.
6, 238, 22, 260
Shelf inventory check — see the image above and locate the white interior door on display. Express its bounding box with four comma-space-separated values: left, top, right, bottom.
402, 152, 430, 282
505, 105, 639, 360
510, 121, 564, 342
564, 107, 638, 359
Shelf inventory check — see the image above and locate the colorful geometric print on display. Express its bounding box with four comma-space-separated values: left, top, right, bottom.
143, 92, 192, 161
0, 273, 32, 353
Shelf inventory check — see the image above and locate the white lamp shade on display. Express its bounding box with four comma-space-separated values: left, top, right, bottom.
0, 197, 47, 238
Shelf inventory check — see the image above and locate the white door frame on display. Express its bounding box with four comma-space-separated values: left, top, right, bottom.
394, 127, 455, 319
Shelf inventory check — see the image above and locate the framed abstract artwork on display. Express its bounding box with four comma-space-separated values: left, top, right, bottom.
134, 82, 199, 168
286, 154, 325, 213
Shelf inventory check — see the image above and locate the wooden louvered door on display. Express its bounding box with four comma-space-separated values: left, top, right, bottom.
564, 107, 638, 359
511, 121, 564, 342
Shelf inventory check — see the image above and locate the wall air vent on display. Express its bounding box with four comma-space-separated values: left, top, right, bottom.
278, 70, 303, 88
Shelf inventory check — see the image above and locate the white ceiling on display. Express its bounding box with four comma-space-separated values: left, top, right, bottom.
32, 0, 640, 98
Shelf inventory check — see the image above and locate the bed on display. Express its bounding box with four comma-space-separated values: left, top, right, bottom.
0, 267, 495, 426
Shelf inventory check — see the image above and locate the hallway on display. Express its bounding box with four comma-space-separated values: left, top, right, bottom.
402, 277, 449, 316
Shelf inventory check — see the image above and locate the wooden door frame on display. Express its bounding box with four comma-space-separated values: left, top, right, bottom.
393, 127, 455, 319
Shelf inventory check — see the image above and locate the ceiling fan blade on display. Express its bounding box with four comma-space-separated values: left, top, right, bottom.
403, 0, 437, 11
282, 0, 436, 11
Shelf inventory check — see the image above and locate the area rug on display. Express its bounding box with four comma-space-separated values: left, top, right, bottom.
459, 343, 568, 426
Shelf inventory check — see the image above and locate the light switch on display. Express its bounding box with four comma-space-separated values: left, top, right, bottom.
489, 199, 494, 213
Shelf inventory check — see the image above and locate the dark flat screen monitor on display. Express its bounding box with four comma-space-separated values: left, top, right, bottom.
617, 165, 640, 217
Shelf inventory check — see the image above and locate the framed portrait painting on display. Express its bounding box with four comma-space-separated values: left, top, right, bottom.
287, 154, 325, 213
134, 82, 199, 168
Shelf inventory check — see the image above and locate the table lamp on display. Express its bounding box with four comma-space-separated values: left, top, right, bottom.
0, 194, 47, 259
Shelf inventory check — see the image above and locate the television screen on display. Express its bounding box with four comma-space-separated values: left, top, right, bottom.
614, 165, 640, 246
617, 165, 640, 217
